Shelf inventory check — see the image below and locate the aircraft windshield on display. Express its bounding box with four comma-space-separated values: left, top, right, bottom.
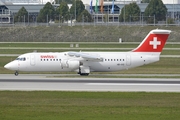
16, 57, 26, 61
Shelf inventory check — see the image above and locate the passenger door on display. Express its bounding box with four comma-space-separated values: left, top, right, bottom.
126, 55, 131, 66
30, 55, 36, 66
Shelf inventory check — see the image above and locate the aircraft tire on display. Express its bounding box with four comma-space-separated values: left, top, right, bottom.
14, 71, 19, 76
80, 73, 89, 76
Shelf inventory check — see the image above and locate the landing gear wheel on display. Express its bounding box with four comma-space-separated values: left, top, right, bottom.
78, 66, 90, 76
14, 71, 19, 76
80, 73, 89, 76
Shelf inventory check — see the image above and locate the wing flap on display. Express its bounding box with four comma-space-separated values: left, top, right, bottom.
68, 52, 103, 61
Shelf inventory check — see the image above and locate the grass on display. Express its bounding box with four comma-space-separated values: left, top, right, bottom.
0, 26, 180, 42
0, 91, 180, 120
0, 42, 179, 55
0, 42, 180, 48
1, 43, 137, 48
161, 50, 180, 55
0, 49, 180, 55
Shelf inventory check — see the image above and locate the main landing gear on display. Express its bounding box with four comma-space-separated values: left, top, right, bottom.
78, 66, 90, 76
79, 73, 89, 76
14, 71, 19, 76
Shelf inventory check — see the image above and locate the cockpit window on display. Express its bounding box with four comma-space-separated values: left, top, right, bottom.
16, 57, 26, 61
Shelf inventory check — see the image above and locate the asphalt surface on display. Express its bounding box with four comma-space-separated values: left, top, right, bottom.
0, 74, 180, 92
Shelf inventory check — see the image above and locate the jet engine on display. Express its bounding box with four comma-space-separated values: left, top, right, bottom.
61, 60, 80, 70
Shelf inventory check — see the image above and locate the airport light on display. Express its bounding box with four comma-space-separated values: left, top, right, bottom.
13, 14, 14, 27
86, 16, 88, 23
70, 14, 72, 27
58, 14, 60, 27
75, 0, 76, 21
141, 13, 144, 27
0, 18, 1, 25
94, 15, 95, 27
166, 14, 168, 27
35, 15, 37, 27
82, 14, 84, 26
24, 15, 25, 26
62, 16, 63, 24
129, 15, 131, 24
18, 16, 20, 23
154, 14, 155, 26
46, 14, 49, 27
27, 12, 29, 25
173, 0, 174, 20
124, 0, 125, 24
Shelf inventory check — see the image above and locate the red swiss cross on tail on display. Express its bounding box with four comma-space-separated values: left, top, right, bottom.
132, 29, 171, 52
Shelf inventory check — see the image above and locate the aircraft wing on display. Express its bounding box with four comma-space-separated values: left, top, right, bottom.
68, 52, 103, 61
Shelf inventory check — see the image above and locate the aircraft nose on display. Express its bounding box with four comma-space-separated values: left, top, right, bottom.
4, 61, 18, 71
4, 63, 10, 69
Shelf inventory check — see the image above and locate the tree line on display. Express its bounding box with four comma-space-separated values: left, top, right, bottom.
14, 0, 170, 24
119, 0, 168, 23
14, 0, 92, 23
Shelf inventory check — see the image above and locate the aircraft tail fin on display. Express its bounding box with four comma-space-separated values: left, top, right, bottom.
132, 29, 171, 53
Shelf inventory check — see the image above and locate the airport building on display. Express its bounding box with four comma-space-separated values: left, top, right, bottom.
0, 0, 180, 24
81, 0, 180, 5
86, 0, 180, 22
0, 0, 54, 23
82, 0, 141, 6
162, 0, 180, 4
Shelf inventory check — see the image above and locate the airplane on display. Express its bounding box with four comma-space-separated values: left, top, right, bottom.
4, 29, 171, 76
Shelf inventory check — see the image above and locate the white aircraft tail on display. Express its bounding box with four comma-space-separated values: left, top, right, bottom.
132, 29, 171, 54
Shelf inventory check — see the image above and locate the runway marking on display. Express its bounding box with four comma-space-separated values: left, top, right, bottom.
86, 83, 180, 86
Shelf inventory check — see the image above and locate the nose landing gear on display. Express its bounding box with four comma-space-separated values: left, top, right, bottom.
14, 71, 19, 76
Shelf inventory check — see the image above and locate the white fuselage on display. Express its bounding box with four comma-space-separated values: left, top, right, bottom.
9, 52, 159, 72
